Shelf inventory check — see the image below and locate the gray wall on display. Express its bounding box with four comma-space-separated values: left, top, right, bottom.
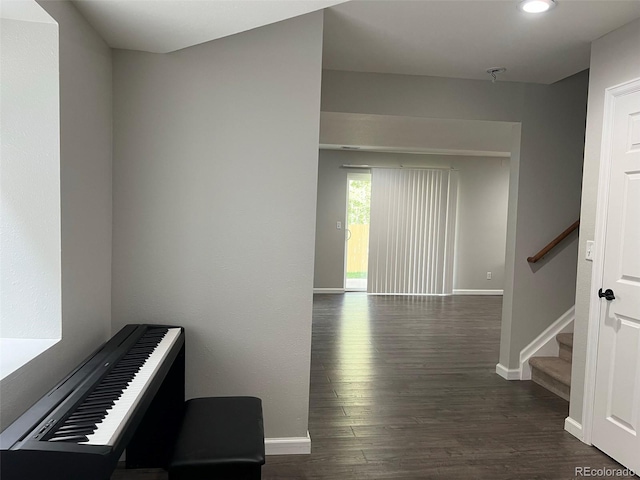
1, 17, 60, 340
570, 19, 640, 427
111, 12, 324, 439
313, 150, 510, 291
322, 70, 525, 122
501, 72, 587, 368
1, 0, 112, 430
321, 70, 588, 370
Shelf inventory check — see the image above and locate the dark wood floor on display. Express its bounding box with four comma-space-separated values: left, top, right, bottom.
114, 294, 624, 479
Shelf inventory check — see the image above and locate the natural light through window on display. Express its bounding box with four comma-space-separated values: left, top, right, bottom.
0, 0, 61, 379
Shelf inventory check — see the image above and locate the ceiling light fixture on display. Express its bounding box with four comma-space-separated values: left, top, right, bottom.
518, 0, 556, 13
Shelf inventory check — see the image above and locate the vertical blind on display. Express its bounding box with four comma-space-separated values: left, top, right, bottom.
367, 168, 458, 295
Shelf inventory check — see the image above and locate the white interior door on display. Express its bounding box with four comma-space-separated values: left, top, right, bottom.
591, 84, 640, 473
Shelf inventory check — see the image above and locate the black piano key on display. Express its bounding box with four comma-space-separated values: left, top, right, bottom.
77, 401, 115, 410
94, 382, 125, 389
95, 381, 128, 389
101, 375, 132, 382
106, 372, 135, 378
92, 386, 124, 394
88, 394, 118, 401
67, 410, 106, 418
100, 377, 132, 383
95, 380, 131, 391
82, 397, 116, 405
113, 361, 144, 368
83, 394, 117, 402
53, 427, 95, 436
110, 369, 140, 376
58, 423, 96, 431
104, 370, 134, 377
64, 417, 103, 426
76, 402, 114, 408
74, 408, 111, 417
64, 413, 102, 421
105, 372, 132, 380
77, 400, 116, 408
48, 435, 89, 443
107, 372, 137, 379
85, 390, 120, 397
66, 415, 105, 424
73, 399, 117, 415
74, 407, 112, 416
84, 394, 120, 401
69, 408, 110, 416
116, 370, 139, 375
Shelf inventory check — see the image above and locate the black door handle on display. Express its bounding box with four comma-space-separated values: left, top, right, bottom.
598, 288, 615, 301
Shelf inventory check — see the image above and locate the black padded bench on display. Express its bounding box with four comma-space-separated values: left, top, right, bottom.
168, 397, 265, 480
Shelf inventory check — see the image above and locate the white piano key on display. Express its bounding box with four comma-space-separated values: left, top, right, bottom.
81, 328, 181, 446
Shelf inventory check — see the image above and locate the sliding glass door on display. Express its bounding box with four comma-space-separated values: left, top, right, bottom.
345, 173, 371, 291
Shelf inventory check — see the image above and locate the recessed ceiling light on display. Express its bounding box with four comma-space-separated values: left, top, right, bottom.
518, 0, 557, 13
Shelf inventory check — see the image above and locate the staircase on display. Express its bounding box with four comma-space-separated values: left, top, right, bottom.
528, 333, 573, 401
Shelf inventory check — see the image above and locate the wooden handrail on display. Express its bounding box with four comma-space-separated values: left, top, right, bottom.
527, 220, 580, 263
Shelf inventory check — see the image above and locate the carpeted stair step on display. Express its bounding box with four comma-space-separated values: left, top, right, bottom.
556, 333, 573, 363
529, 356, 571, 401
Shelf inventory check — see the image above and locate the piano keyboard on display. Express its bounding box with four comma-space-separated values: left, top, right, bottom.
47, 327, 182, 446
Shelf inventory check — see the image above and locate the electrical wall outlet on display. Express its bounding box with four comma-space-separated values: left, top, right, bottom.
486, 272, 492, 280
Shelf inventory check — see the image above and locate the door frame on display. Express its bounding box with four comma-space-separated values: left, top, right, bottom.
582, 76, 640, 445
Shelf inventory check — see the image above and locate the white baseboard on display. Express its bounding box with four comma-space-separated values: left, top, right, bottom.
519, 305, 575, 380
564, 417, 584, 442
313, 288, 345, 294
453, 289, 503, 296
265, 431, 311, 455
495, 363, 520, 380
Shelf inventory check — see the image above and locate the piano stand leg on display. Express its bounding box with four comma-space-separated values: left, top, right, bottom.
126, 344, 185, 469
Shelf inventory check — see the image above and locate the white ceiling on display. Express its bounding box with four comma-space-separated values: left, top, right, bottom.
70, 0, 640, 84
1, 0, 56, 23
323, 0, 640, 84
72, 0, 347, 53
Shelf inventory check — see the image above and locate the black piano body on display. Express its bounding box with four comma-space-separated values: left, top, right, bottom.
0, 324, 185, 480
